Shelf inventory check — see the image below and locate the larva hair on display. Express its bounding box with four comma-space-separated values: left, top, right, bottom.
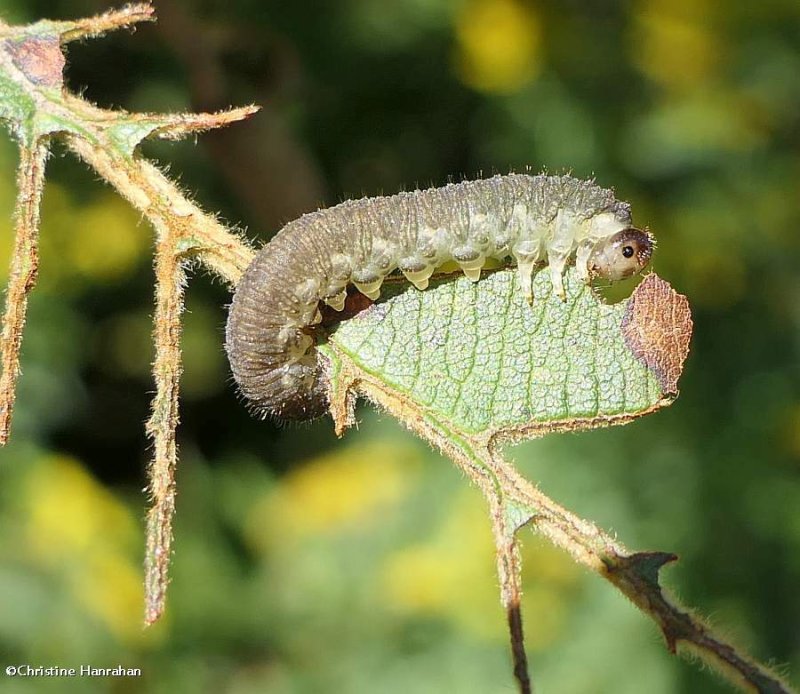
226, 173, 653, 421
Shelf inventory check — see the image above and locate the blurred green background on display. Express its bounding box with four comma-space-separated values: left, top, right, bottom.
1, 0, 799, 692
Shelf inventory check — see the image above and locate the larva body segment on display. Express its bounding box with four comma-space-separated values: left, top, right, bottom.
226, 174, 651, 420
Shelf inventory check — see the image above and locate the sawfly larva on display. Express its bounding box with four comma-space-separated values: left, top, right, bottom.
225, 174, 653, 420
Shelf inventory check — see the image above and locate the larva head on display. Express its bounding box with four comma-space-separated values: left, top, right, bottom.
589, 228, 653, 281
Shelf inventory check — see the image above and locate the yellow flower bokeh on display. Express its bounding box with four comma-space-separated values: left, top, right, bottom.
631, 0, 722, 91
1, 183, 147, 287
63, 194, 147, 282
245, 440, 423, 552
22, 454, 152, 645
380, 488, 580, 648
454, 0, 542, 94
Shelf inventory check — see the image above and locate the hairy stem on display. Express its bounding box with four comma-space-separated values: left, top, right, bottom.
487, 485, 532, 694
63, 134, 253, 622
65, 134, 254, 286
482, 449, 792, 694
0, 139, 48, 445
143, 227, 185, 625
329, 359, 795, 694
57, 2, 156, 42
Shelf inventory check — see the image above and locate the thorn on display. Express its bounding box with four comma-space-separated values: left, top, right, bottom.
59, 3, 156, 44
101, 107, 261, 155
146, 106, 261, 141
627, 551, 679, 583
608, 551, 678, 588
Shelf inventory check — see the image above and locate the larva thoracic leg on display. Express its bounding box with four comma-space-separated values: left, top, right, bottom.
225, 174, 654, 421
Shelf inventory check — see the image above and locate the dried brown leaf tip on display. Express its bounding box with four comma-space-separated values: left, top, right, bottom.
5, 36, 64, 87
622, 274, 693, 395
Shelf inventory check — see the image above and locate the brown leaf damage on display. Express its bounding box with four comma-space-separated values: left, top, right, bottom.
5, 36, 64, 87
621, 274, 692, 396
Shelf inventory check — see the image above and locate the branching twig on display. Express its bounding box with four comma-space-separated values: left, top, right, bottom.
326, 359, 797, 694
64, 134, 253, 623
65, 134, 255, 285
481, 450, 791, 694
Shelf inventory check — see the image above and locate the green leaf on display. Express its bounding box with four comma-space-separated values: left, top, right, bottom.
323, 267, 690, 441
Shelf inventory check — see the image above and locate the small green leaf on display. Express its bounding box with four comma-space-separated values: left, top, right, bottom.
324, 267, 689, 440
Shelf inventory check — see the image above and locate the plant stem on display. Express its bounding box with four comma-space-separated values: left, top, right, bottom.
0, 138, 48, 445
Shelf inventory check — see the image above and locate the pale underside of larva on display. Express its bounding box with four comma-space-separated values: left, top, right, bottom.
226, 173, 649, 421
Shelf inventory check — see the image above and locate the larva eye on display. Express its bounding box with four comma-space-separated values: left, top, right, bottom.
589, 228, 653, 281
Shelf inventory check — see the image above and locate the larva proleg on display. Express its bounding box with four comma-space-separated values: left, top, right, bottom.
225, 174, 654, 421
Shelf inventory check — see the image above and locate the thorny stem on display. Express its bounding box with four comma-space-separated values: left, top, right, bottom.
67, 119, 253, 623
64, 133, 253, 624
143, 221, 185, 626
57, 2, 156, 43
65, 134, 254, 285
0, 18, 254, 616
486, 481, 532, 694
0, 139, 48, 445
480, 452, 788, 694
436, 438, 533, 693
328, 362, 796, 694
